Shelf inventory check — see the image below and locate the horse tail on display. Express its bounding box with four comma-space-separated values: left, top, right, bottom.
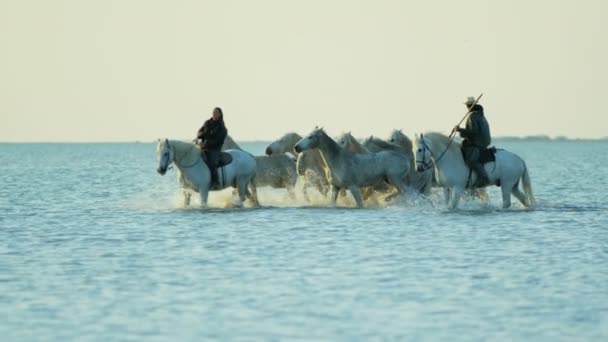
521, 162, 535, 208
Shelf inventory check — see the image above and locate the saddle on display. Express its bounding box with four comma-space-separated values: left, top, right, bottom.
479, 146, 497, 164
464, 146, 501, 188
201, 152, 234, 190
461, 146, 497, 164
201, 152, 234, 168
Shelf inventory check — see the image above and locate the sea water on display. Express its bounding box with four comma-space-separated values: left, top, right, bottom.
1, 140, 607, 340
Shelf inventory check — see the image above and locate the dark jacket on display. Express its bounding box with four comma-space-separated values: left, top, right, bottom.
459, 104, 491, 148
197, 118, 227, 151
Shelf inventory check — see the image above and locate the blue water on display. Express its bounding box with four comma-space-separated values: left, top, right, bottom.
1, 141, 607, 341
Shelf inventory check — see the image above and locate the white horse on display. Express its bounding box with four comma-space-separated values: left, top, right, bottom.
156, 139, 259, 207
266, 132, 330, 200
412, 132, 535, 209
387, 130, 433, 195
295, 128, 411, 207
223, 134, 297, 198
337, 133, 391, 200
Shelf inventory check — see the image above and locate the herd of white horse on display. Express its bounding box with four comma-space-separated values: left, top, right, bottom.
156, 128, 535, 210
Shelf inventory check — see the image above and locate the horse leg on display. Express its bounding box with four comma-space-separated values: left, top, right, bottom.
183, 190, 191, 207
199, 188, 209, 208
501, 184, 512, 209
387, 175, 409, 198
301, 182, 312, 203
512, 188, 527, 207
286, 183, 296, 200
247, 179, 260, 207
235, 180, 248, 208
512, 182, 528, 207
449, 187, 464, 209
444, 188, 451, 204
349, 186, 364, 208
330, 185, 340, 206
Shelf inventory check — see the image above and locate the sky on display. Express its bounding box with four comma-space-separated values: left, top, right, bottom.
1, 0, 607, 142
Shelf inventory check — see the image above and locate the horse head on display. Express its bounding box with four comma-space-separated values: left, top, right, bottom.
294, 127, 325, 153
413, 133, 432, 173
266, 132, 302, 156
156, 138, 174, 175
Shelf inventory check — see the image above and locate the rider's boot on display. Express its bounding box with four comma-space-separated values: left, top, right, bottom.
473, 163, 490, 187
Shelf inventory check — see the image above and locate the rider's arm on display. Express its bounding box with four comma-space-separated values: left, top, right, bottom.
458, 116, 479, 138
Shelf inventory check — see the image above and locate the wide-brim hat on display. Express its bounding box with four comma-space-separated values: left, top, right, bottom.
463, 96, 476, 105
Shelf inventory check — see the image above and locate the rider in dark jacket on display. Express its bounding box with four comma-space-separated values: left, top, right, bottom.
454, 97, 491, 187
195, 107, 228, 185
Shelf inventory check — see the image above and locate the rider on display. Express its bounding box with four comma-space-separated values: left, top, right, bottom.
195, 107, 228, 185
454, 96, 491, 187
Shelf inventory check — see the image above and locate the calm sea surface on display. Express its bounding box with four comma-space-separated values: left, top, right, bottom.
1, 140, 607, 341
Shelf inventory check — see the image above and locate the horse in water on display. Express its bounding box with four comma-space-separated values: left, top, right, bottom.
223, 135, 297, 198
266, 132, 330, 200
337, 133, 389, 200
412, 132, 535, 209
294, 128, 411, 207
156, 139, 259, 207
387, 130, 433, 195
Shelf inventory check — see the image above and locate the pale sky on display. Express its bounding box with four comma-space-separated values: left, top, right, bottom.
1, 0, 607, 142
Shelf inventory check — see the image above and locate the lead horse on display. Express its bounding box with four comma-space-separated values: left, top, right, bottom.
412, 132, 535, 209
295, 128, 411, 207
157, 139, 259, 207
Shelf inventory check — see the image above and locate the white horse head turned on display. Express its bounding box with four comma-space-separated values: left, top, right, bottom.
266, 132, 303, 156
388, 129, 413, 151
337, 132, 368, 154
294, 127, 327, 153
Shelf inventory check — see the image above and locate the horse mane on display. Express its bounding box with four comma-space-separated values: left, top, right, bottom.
423, 132, 461, 153
365, 136, 403, 152
168, 139, 200, 166
338, 132, 367, 153
285, 132, 303, 140
390, 129, 413, 151
223, 134, 243, 150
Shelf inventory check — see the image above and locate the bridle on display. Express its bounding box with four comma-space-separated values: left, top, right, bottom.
417, 134, 456, 172
417, 137, 435, 172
